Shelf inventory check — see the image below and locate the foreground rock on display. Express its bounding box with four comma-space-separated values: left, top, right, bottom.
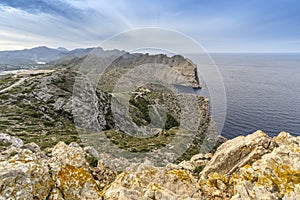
199, 131, 300, 200
231, 132, 300, 200
0, 130, 300, 199
103, 164, 202, 200
0, 143, 53, 199
201, 130, 277, 178
0, 141, 116, 200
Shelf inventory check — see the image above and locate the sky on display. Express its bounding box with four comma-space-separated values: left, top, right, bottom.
0, 0, 299, 52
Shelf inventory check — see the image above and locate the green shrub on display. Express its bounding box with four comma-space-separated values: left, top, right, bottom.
193, 165, 205, 175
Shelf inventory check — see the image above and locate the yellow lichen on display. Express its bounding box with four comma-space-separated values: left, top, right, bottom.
57, 164, 101, 197
168, 169, 191, 181
148, 182, 163, 191
231, 159, 300, 197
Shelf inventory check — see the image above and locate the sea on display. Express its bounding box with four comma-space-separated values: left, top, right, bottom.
208, 53, 300, 138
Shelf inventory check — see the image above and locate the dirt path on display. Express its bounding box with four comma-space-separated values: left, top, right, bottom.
0, 77, 27, 94
0, 70, 55, 94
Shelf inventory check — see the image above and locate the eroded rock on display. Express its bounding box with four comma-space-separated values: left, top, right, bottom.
102, 163, 203, 200
0, 145, 53, 200
48, 141, 102, 200
201, 130, 277, 178
0, 131, 299, 200
231, 132, 300, 200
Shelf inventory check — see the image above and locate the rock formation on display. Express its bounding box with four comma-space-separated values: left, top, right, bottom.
1, 130, 299, 199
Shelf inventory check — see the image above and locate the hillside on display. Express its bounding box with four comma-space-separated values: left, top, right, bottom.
0, 51, 221, 163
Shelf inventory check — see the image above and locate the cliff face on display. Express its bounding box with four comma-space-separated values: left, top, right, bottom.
111, 54, 201, 88
0, 130, 299, 199
81, 53, 201, 92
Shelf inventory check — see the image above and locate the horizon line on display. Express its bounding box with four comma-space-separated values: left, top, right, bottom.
0, 46, 300, 54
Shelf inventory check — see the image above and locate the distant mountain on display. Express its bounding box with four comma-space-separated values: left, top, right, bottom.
0, 46, 94, 65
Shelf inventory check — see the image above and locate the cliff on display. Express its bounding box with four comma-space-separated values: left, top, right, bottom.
1, 130, 299, 199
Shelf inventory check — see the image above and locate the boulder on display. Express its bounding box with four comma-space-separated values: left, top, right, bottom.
201, 130, 277, 178
48, 141, 102, 200
0, 131, 299, 200
231, 132, 300, 200
0, 145, 53, 199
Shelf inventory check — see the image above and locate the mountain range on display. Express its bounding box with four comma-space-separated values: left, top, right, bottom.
0, 46, 94, 65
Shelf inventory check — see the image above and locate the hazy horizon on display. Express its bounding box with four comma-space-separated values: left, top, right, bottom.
1, 45, 300, 54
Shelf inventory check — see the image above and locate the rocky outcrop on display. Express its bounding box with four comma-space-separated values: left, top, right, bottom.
199, 131, 300, 200
231, 132, 300, 200
0, 132, 24, 147
103, 164, 202, 200
1, 130, 300, 199
201, 130, 277, 178
0, 143, 54, 199
0, 139, 117, 200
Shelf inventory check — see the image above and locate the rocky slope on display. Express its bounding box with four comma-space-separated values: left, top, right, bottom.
0, 50, 218, 165
0, 130, 299, 199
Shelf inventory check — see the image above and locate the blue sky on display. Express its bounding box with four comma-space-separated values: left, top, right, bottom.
0, 0, 299, 52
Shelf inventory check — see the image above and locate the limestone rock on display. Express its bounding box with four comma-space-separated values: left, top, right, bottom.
0, 145, 54, 200
102, 164, 203, 200
56, 164, 101, 200
231, 135, 300, 200
90, 161, 117, 190
49, 141, 102, 200
0, 132, 24, 147
1, 131, 300, 200
199, 172, 232, 200
201, 130, 277, 178
48, 188, 64, 200
49, 141, 88, 170
274, 131, 299, 146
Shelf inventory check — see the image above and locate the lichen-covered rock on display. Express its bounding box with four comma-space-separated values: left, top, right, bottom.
48, 188, 65, 200
165, 153, 212, 175
56, 164, 101, 200
0, 145, 54, 200
199, 172, 233, 200
1, 131, 299, 200
231, 132, 300, 200
102, 163, 203, 200
49, 141, 88, 170
48, 141, 102, 200
201, 130, 277, 178
197, 131, 300, 200
90, 161, 117, 190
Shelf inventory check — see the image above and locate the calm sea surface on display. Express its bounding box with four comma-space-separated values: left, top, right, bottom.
208, 53, 300, 138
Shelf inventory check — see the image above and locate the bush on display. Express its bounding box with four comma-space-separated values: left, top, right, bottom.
193, 165, 205, 175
